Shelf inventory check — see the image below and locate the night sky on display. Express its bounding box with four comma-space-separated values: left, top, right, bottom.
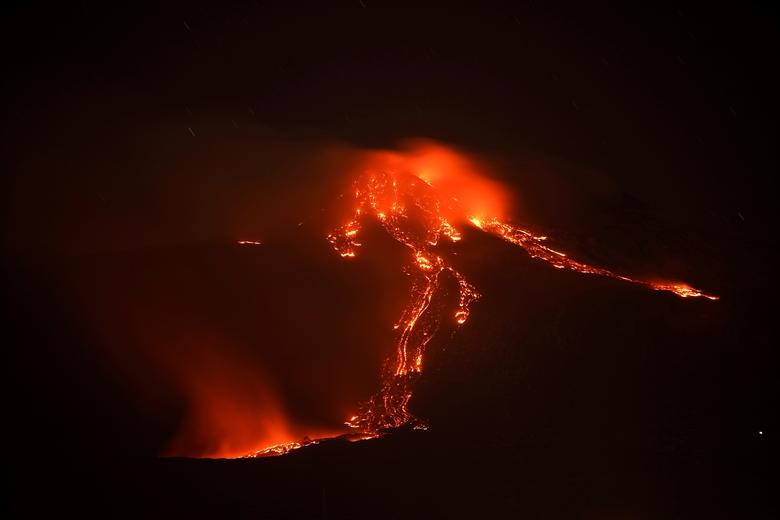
4, 2, 776, 517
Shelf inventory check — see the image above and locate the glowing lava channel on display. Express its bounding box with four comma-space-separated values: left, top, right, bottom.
329, 170, 479, 432
467, 217, 719, 300
329, 168, 717, 434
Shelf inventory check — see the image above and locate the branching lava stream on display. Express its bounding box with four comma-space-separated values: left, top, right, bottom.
244, 141, 718, 456
327, 144, 717, 434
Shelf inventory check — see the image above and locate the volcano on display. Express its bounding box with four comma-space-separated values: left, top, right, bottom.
6, 198, 769, 516
10, 218, 758, 517
7, 134, 768, 516
6, 2, 773, 517
322, 142, 717, 440
5, 140, 767, 518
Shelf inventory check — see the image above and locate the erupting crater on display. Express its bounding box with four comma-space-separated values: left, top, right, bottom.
244, 141, 718, 457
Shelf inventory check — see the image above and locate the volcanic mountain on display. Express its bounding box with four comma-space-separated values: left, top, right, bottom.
10, 212, 760, 517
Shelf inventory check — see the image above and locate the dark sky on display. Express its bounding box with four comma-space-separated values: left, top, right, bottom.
4, 2, 777, 235
3, 1, 777, 295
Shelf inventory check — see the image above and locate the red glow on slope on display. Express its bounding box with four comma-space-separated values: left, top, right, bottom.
162, 338, 341, 459
328, 140, 718, 434
165, 368, 295, 459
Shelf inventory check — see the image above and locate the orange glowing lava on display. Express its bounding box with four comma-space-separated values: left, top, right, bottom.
328, 140, 718, 434
470, 216, 719, 300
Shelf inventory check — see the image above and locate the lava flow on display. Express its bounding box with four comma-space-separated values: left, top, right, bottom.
327, 141, 718, 434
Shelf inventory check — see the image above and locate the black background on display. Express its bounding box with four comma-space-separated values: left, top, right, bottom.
4, 1, 776, 517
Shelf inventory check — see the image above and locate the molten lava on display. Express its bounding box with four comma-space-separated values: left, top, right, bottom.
467, 216, 719, 300
235, 140, 717, 457
327, 141, 718, 434
328, 167, 480, 431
